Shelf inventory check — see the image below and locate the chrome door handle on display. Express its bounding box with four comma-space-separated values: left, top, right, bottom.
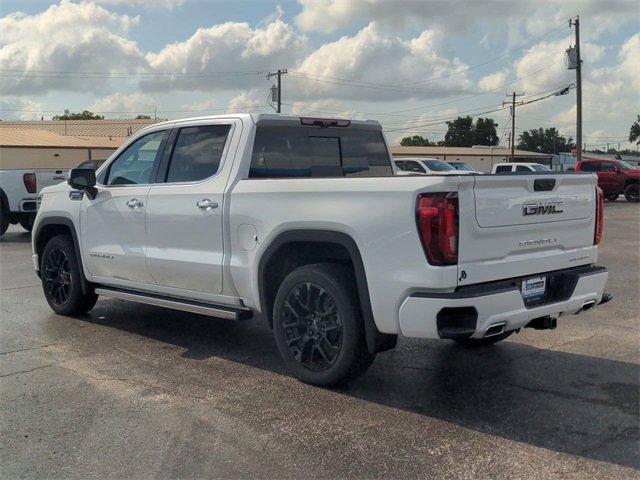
197, 199, 218, 211
126, 198, 144, 209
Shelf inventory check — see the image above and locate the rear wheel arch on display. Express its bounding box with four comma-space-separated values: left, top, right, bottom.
258, 229, 397, 354
34, 217, 91, 294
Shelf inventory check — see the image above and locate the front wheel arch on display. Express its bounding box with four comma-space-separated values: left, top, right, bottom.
34, 217, 91, 294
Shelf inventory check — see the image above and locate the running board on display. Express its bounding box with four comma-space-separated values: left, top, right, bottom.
94, 287, 253, 320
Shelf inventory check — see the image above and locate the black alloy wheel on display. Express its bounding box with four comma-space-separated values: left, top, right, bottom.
43, 247, 72, 307
281, 281, 343, 372
41, 235, 98, 315
273, 263, 375, 386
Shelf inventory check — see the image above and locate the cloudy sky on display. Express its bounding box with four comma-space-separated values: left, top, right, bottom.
1, 0, 638, 148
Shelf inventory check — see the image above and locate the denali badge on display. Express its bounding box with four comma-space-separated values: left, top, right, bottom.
523, 200, 564, 216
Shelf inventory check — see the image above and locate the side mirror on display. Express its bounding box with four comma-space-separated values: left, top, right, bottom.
68, 168, 97, 199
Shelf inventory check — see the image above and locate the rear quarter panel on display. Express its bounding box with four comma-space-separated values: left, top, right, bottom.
227, 176, 462, 334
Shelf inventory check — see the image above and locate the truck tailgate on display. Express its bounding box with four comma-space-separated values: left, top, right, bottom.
36, 170, 67, 192
457, 173, 598, 286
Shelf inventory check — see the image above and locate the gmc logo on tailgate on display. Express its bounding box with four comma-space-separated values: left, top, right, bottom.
523, 200, 564, 216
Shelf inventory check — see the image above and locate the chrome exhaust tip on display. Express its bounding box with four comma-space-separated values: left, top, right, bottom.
485, 322, 506, 337
581, 300, 596, 312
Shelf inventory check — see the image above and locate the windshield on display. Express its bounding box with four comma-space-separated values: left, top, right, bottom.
531, 164, 551, 172
450, 162, 473, 171
423, 159, 454, 171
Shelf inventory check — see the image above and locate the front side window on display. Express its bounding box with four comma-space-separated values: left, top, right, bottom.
516, 165, 531, 172
104, 131, 166, 185
249, 125, 393, 178
580, 162, 598, 172
165, 125, 231, 183
406, 161, 426, 173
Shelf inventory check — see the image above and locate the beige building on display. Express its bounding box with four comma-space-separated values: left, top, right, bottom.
390, 146, 553, 173
0, 130, 127, 169
0, 119, 157, 169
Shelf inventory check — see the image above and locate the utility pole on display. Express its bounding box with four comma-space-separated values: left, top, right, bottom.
266, 69, 287, 113
503, 92, 524, 162
569, 16, 583, 162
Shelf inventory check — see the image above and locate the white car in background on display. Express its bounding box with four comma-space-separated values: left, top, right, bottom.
394, 157, 474, 175
491, 162, 551, 173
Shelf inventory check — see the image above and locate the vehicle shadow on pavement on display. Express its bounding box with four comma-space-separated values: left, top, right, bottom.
81, 301, 639, 470
0, 230, 31, 243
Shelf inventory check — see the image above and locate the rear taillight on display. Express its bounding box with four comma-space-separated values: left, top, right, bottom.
594, 186, 604, 245
416, 193, 458, 265
23, 173, 36, 193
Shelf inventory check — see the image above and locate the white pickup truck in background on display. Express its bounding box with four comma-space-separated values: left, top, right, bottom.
32, 114, 611, 386
1, 168, 67, 235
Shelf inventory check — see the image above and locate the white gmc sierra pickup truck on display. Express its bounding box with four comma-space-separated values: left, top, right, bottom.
32, 114, 611, 385
1, 168, 67, 235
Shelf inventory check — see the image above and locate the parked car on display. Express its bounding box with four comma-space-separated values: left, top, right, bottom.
32, 114, 610, 386
576, 158, 639, 202
447, 161, 479, 173
395, 157, 474, 175
491, 162, 551, 173
1, 168, 67, 236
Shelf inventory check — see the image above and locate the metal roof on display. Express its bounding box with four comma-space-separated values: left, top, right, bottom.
0, 118, 158, 137
0, 129, 127, 148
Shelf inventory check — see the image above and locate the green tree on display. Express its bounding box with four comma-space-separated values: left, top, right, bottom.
472, 117, 499, 146
400, 135, 434, 146
53, 109, 104, 120
517, 127, 574, 154
629, 115, 640, 145
135, 114, 152, 119
444, 116, 499, 147
445, 116, 474, 147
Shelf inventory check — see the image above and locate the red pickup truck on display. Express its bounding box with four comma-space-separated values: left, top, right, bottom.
576, 158, 639, 202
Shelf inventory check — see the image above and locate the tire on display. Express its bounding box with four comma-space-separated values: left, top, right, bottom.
454, 330, 514, 347
41, 235, 98, 315
0, 191, 9, 237
605, 193, 619, 201
272, 263, 375, 386
19, 213, 35, 232
624, 184, 639, 202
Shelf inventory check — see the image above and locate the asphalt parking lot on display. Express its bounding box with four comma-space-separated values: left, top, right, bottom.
1, 202, 638, 479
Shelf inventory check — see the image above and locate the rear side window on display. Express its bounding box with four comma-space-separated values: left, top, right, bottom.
423, 160, 454, 172
165, 125, 231, 183
249, 126, 392, 178
599, 162, 616, 172
516, 165, 531, 172
580, 162, 599, 172
495, 165, 512, 173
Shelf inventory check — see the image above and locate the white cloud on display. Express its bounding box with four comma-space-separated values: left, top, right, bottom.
88, 92, 156, 117
290, 23, 472, 102
95, 0, 185, 8
0, 0, 145, 95
227, 89, 266, 110
478, 70, 508, 92
513, 36, 605, 93
0, 97, 44, 120
144, 19, 306, 92
295, 0, 639, 35
543, 33, 639, 147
